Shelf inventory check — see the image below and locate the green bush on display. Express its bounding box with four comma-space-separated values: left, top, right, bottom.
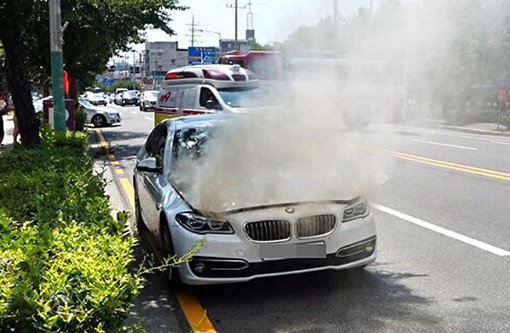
0, 128, 142, 332
75, 106, 87, 132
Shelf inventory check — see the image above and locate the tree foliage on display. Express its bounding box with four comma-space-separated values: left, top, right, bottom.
0, 0, 185, 145
282, 0, 510, 119
24, 0, 186, 85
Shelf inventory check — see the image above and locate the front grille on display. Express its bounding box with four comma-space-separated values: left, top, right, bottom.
232, 74, 247, 81
296, 214, 336, 238
245, 220, 291, 242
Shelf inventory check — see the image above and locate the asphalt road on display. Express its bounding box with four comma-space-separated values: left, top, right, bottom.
93, 104, 510, 333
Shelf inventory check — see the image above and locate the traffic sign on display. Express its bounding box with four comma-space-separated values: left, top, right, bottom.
188, 47, 216, 65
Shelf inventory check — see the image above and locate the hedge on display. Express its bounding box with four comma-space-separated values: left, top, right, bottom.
0, 128, 143, 332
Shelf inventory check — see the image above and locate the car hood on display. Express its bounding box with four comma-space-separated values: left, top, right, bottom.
173, 174, 362, 216
87, 106, 116, 114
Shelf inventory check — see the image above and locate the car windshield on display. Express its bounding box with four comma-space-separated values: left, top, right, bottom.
171, 126, 212, 169
218, 86, 283, 108
87, 92, 103, 99
124, 91, 138, 97
79, 99, 94, 108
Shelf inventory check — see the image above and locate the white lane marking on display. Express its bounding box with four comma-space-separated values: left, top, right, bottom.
131, 111, 137, 115
374, 204, 510, 256
413, 139, 478, 150
493, 141, 510, 145
144, 116, 152, 121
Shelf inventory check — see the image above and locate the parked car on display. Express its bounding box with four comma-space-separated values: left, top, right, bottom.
139, 90, 159, 111
79, 98, 121, 127
115, 88, 128, 95
133, 115, 377, 286
119, 90, 139, 106
114, 93, 123, 105
84, 92, 107, 106
33, 96, 53, 113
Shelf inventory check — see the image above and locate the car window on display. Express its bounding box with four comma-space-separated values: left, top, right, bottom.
199, 87, 220, 109
145, 125, 168, 167
79, 99, 94, 108
182, 88, 198, 109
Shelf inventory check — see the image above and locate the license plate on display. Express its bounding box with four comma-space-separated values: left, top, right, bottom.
259, 242, 326, 259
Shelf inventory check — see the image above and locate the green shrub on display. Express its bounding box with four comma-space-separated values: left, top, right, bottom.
0, 129, 142, 332
75, 106, 87, 132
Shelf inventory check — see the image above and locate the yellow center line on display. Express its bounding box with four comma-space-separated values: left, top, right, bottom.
95, 128, 217, 333
378, 147, 510, 182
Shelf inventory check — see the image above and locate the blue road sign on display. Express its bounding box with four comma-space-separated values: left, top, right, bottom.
188, 47, 216, 65
102, 78, 114, 86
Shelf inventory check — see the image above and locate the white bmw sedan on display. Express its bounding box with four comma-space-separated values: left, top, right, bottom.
134, 115, 377, 286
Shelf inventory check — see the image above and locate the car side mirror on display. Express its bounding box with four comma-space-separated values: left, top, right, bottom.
205, 99, 221, 110
136, 157, 163, 173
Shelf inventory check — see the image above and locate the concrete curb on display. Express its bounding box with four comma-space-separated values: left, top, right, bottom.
440, 125, 510, 137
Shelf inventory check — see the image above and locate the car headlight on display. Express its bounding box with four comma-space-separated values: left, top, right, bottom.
175, 212, 234, 234
342, 200, 370, 222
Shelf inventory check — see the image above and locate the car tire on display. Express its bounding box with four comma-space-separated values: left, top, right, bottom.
92, 115, 107, 128
160, 219, 182, 288
134, 187, 146, 233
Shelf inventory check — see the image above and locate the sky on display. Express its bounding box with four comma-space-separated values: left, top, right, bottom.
115, 0, 388, 60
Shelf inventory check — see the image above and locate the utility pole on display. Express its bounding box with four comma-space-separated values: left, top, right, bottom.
49, 0, 66, 131
132, 50, 136, 89
187, 15, 200, 47
227, 1, 246, 51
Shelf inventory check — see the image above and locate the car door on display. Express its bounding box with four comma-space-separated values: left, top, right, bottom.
137, 124, 169, 232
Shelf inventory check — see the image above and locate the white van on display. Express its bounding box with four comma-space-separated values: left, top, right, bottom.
154, 64, 260, 125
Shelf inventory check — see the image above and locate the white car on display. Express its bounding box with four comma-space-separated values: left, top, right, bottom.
83, 92, 107, 106
134, 115, 377, 286
79, 99, 121, 127
139, 90, 159, 111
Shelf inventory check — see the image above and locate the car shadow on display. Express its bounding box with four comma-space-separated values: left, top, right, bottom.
187, 264, 438, 332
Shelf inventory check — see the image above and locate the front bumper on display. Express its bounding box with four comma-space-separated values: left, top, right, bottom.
105, 113, 121, 124
170, 212, 377, 285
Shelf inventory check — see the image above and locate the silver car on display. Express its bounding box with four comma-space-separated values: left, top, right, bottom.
79, 99, 121, 127
134, 115, 377, 286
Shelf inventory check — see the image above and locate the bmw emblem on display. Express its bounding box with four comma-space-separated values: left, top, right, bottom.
285, 207, 295, 214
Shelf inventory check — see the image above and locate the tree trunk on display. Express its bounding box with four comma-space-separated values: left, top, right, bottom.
69, 77, 80, 105
0, 20, 40, 145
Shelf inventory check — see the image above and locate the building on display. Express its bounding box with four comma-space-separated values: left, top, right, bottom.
144, 42, 188, 79
219, 39, 251, 53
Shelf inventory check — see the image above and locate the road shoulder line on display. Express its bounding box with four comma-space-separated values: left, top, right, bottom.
93, 128, 218, 333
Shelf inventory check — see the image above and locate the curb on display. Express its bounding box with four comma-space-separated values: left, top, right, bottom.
440, 125, 510, 137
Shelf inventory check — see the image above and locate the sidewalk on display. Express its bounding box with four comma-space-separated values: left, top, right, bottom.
440, 122, 510, 137
1, 113, 15, 149
402, 118, 510, 137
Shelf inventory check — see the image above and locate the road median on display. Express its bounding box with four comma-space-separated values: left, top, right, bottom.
0, 127, 143, 332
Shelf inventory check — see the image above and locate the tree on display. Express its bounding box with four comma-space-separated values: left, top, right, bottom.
0, 0, 185, 145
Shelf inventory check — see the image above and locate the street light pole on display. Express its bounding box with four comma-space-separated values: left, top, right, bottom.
197, 29, 222, 53
49, 0, 66, 131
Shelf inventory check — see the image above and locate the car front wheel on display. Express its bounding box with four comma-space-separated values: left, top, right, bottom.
160, 219, 182, 287
92, 115, 107, 128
